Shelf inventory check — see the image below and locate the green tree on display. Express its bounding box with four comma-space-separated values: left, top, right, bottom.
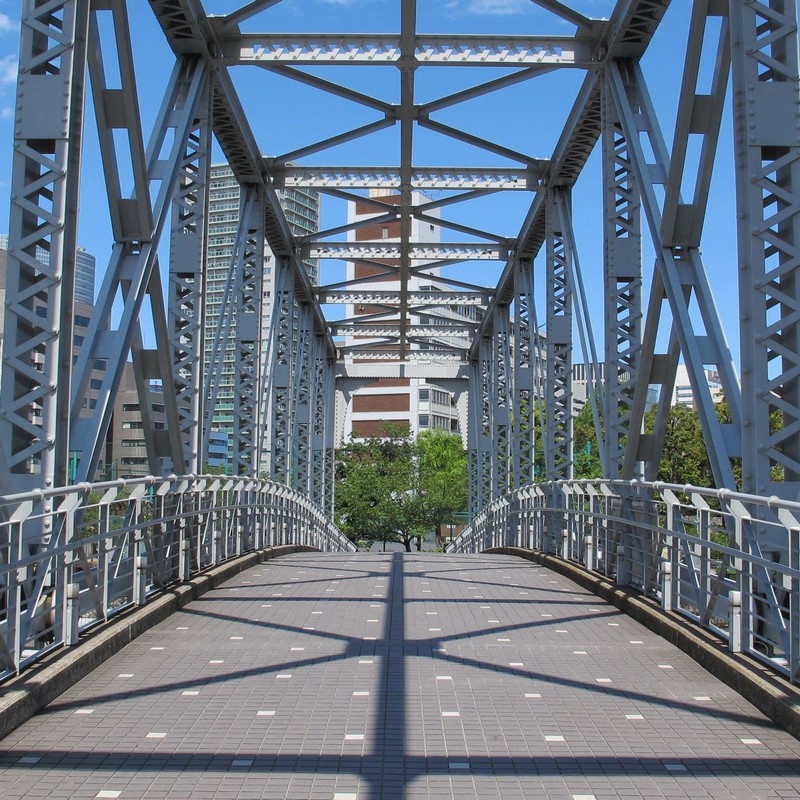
645, 403, 713, 486
334, 425, 468, 551
416, 429, 468, 544
335, 424, 422, 550
573, 400, 603, 479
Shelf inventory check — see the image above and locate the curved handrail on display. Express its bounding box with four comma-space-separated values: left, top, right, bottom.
448, 479, 800, 685
0, 475, 355, 682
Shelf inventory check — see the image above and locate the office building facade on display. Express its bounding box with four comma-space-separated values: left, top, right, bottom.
203, 165, 320, 465
342, 190, 468, 439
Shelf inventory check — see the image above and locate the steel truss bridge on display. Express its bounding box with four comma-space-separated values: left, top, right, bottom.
1, 0, 800, 735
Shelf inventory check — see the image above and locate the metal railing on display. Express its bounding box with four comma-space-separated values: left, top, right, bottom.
0, 475, 355, 682
448, 480, 800, 685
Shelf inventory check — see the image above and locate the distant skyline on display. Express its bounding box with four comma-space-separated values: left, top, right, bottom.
0, 1, 743, 365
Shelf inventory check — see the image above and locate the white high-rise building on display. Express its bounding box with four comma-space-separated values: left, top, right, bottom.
0, 234, 95, 304
203, 165, 320, 462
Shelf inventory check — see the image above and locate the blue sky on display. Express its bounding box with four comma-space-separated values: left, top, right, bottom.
0, 1, 742, 364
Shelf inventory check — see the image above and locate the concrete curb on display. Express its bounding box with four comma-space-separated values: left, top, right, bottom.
486, 545, 800, 742
0, 544, 317, 741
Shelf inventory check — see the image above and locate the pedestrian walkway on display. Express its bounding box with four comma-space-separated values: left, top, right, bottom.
1, 552, 799, 799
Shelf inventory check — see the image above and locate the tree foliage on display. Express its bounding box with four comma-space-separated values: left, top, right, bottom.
334, 424, 468, 551
417, 428, 469, 531
645, 402, 712, 486
573, 400, 603, 479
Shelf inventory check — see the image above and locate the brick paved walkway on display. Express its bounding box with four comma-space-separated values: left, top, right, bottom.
1, 552, 799, 799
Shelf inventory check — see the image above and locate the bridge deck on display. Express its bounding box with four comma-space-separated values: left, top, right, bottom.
1, 552, 799, 799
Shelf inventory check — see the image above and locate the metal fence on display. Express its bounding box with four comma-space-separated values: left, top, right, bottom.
448, 480, 800, 685
0, 475, 355, 682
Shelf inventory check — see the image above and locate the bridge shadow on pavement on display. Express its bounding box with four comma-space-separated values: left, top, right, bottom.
1, 552, 799, 799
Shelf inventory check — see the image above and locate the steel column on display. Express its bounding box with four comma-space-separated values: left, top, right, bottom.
266, 256, 294, 484
290, 307, 313, 492
513, 259, 536, 489
608, 61, 741, 489
544, 189, 573, 481
69, 41, 209, 482
731, 0, 800, 498
601, 71, 642, 477
233, 187, 266, 476
0, 0, 90, 494
168, 82, 212, 475
492, 306, 512, 498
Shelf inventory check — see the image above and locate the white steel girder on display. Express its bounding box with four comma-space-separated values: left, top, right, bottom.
223, 32, 599, 67
602, 71, 642, 477
0, 0, 90, 494
512, 259, 538, 490
544, 190, 574, 481
233, 187, 266, 476
168, 83, 212, 476
69, 14, 209, 483
607, 60, 742, 488
731, 0, 800, 498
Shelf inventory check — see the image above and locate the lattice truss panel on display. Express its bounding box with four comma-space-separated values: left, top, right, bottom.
168, 90, 212, 475
545, 191, 574, 481
602, 78, 642, 478
233, 189, 265, 477
513, 259, 538, 490
732, 0, 800, 495
492, 309, 512, 499
0, 0, 88, 491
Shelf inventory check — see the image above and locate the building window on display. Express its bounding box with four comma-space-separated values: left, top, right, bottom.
122, 421, 143, 429
121, 439, 145, 447
122, 403, 139, 412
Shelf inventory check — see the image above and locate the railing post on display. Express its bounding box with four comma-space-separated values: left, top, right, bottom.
213, 530, 222, 565
584, 534, 594, 571
180, 537, 191, 582
616, 545, 629, 586
561, 528, 569, 560
134, 554, 148, 606
65, 583, 80, 646
729, 590, 742, 653
660, 561, 672, 612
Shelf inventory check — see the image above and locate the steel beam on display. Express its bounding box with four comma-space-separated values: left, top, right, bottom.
731, 0, 800, 498
223, 33, 598, 66
233, 187, 266, 476
601, 72, 642, 477
319, 290, 490, 306
306, 243, 508, 261
168, 83, 212, 475
0, 0, 90, 494
513, 259, 537, 489
274, 166, 540, 191
544, 190, 573, 481
608, 61, 741, 489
